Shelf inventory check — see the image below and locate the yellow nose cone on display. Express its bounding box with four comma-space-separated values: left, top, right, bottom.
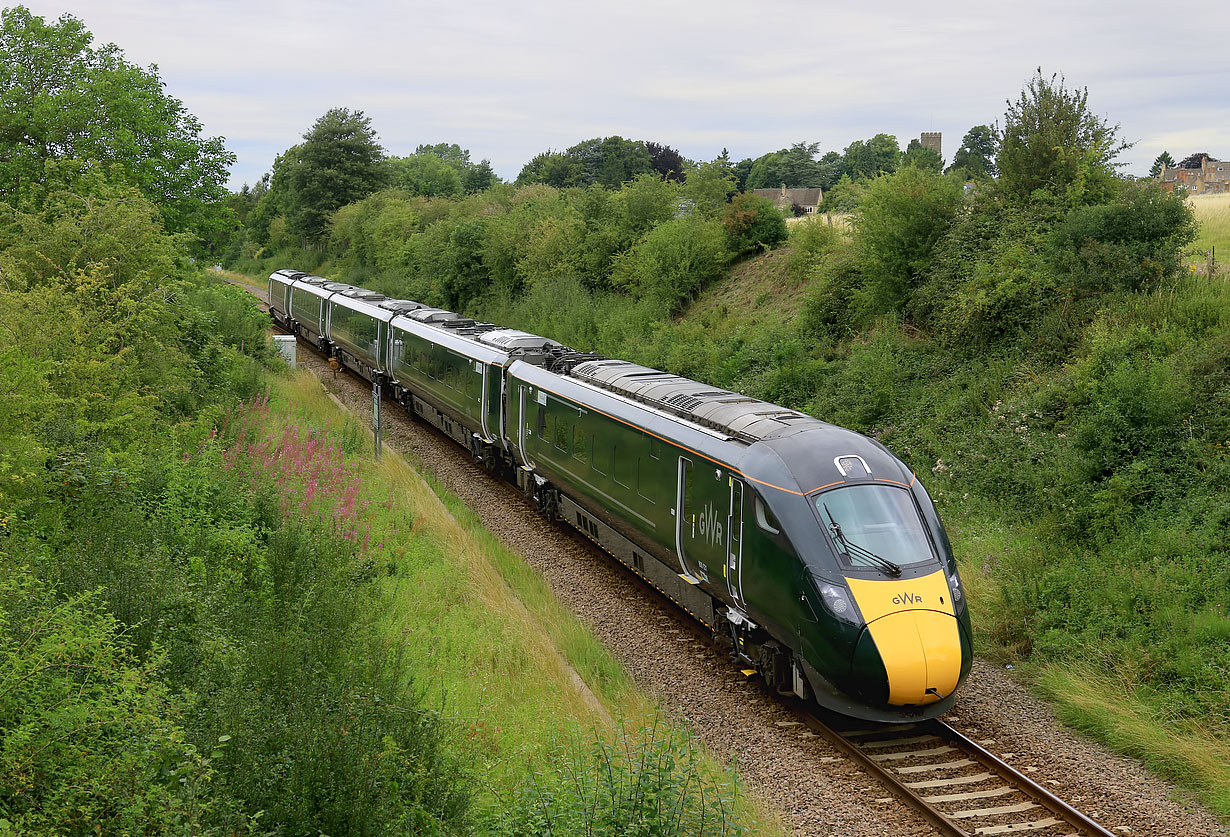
869, 610, 962, 704
847, 571, 962, 705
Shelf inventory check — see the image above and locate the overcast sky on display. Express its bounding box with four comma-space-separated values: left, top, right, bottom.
18, 0, 1230, 190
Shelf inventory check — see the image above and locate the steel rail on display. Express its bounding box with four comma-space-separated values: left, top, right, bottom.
931, 719, 1117, 836
792, 702, 1119, 837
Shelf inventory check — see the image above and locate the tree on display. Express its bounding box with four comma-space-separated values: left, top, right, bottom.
571, 136, 655, 188
389, 152, 462, 197
393, 143, 499, 194
901, 139, 944, 174
745, 142, 825, 190
996, 69, 1129, 205
646, 141, 687, 182
732, 156, 755, 192
0, 7, 234, 246
722, 192, 787, 254
817, 151, 845, 189
855, 166, 962, 313
517, 137, 654, 189
842, 134, 900, 180
1148, 151, 1175, 177
1176, 152, 1216, 169
946, 125, 998, 179
683, 160, 737, 217
517, 151, 585, 188
285, 108, 386, 244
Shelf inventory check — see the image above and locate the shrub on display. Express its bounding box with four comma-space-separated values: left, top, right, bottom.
612, 214, 729, 313
491, 723, 747, 837
1047, 180, 1197, 295
722, 192, 787, 255
854, 166, 962, 315
0, 568, 234, 833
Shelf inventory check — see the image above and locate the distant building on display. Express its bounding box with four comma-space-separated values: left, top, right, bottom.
751, 184, 824, 214
1157, 156, 1228, 194
920, 132, 942, 156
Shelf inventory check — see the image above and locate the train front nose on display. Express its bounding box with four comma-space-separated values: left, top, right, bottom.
855, 609, 962, 705
846, 572, 964, 707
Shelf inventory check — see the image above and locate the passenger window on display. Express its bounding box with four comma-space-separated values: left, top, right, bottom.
554, 416, 569, 453
755, 496, 781, 535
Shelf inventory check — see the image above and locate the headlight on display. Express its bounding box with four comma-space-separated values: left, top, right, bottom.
818, 582, 862, 626
947, 571, 965, 612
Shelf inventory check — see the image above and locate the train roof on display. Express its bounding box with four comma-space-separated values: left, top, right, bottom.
569, 359, 820, 444
478, 329, 563, 351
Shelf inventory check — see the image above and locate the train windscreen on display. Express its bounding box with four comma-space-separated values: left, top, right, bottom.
814, 485, 935, 572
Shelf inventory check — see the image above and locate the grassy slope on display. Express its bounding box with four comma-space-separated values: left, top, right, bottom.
269, 370, 782, 832
675, 241, 1230, 820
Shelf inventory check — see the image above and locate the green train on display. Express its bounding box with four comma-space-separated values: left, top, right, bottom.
270, 269, 973, 722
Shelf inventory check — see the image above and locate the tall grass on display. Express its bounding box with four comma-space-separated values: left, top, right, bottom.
269, 371, 780, 834
1188, 193, 1230, 269
1035, 664, 1230, 817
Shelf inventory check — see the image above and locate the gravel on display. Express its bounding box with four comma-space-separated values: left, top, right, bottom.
268, 303, 1223, 836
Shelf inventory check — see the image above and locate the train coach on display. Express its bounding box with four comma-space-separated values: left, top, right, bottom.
269, 269, 972, 722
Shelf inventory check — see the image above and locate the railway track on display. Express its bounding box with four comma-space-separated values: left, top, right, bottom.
798, 708, 1118, 836
224, 274, 1218, 836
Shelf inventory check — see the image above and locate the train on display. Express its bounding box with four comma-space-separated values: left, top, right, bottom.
267, 268, 973, 722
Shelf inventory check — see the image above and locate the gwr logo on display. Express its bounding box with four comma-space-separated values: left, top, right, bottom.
697, 502, 724, 547
893, 592, 924, 606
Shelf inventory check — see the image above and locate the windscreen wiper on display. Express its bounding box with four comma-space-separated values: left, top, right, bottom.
823, 504, 902, 577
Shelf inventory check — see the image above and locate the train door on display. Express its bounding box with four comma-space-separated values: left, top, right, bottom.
727, 478, 745, 607
677, 456, 733, 588
478, 363, 490, 441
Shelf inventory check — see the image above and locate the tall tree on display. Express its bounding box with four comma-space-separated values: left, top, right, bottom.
516, 150, 585, 188
996, 69, 1129, 205
645, 141, 687, 182
517, 137, 654, 189
946, 125, 998, 179
842, 134, 900, 180
1149, 151, 1175, 176
572, 136, 655, 188
901, 139, 944, 174
285, 108, 386, 244
745, 142, 825, 189
389, 142, 499, 196
0, 7, 234, 245
731, 157, 755, 192
1176, 152, 1216, 169
817, 150, 844, 190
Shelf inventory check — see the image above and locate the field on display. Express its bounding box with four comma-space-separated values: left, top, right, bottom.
1188, 193, 1230, 272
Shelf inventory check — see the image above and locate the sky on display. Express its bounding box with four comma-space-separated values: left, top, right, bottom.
18, 0, 1230, 191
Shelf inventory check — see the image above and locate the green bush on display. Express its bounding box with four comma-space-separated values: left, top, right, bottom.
854, 166, 962, 315
722, 192, 787, 255
612, 213, 729, 313
1048, 181, 1197, 294
491, 723, 747, 837
0, 567, 236, 834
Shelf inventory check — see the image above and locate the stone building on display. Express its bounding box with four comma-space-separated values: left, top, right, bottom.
920, 132, 942, 156
751, 184, 824, 214
1157, 156, 1229, 194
